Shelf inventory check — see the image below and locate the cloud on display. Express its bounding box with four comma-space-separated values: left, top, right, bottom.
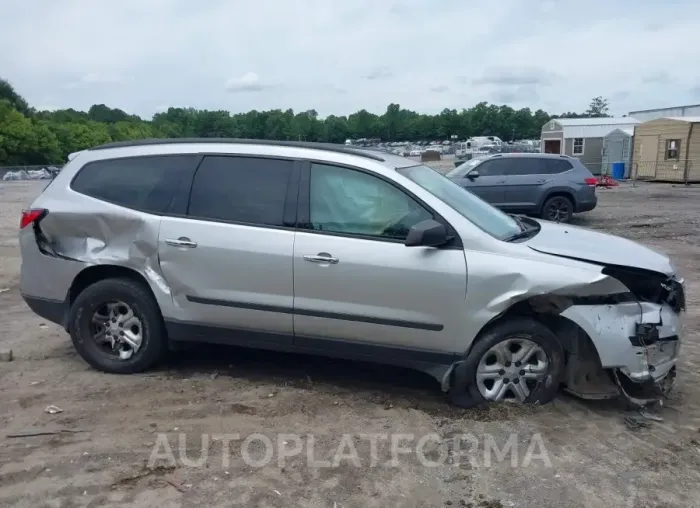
62, 73, 123, 90
491, 86, 539, 104
642, 72, 671, 85
225, 72, 267, 92
430, 85, 449, 93
363, 67, 393, 80
472, 67, 557, 87
0, 0, 699, 117
611, 91, 630, 101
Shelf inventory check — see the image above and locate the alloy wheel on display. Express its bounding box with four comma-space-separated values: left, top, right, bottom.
546, 198, 570, 221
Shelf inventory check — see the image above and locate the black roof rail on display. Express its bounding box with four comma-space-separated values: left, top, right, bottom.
88, 138, 388, 162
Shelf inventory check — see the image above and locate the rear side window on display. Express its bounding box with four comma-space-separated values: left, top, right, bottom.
502, 158, 548, 176
544, 159, 574, 174
187, 156, 293, 226
71, 155, 198, 213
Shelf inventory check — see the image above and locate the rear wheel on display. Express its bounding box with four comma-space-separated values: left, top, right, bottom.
68, 278, 166, 374
541, 195, 573, 222
449, 318, 564, 407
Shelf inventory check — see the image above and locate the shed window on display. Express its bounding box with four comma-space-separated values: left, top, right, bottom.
572, 138, 584, 155
665, 139, 681, 160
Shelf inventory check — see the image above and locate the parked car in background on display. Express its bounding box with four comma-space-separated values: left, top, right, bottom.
446, 153, 598, 222
20, 139, 680, 409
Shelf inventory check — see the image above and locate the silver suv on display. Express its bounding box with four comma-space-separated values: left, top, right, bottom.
20, 140, 683, 408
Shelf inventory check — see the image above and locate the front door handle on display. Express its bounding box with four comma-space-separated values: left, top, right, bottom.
303, 253, 339, 264
165, 237, 197, 248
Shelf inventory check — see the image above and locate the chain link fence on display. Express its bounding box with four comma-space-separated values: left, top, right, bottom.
632, 160, 699, 184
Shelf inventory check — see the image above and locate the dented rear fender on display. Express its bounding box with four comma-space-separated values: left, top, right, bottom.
19, 203, 175, 315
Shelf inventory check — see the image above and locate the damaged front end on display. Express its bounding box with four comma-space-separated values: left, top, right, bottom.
560, 264, 684, 407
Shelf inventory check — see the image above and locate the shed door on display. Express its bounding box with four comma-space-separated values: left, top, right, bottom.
638, 135, 659, 162
637, 135, 660, 179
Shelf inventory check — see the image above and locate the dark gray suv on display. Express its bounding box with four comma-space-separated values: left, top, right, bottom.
446, 153, 598, 222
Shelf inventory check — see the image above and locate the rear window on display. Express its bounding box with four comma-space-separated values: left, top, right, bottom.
71, 155, 198, 213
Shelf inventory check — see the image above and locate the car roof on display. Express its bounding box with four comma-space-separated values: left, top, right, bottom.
485, 153, 572, 159
88, 138, 419, 169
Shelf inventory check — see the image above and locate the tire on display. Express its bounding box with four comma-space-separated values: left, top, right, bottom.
68, 278, 166, 374
449, 318, 564, 408
541, 195, 574, 223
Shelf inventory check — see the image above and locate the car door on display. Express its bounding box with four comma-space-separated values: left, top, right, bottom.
292, 162, 468, 358
158, 155, 299, 345
459, 158, 507, 206
502, 157, 556, 211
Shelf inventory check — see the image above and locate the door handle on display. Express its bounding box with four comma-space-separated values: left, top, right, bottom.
165, 237, 197, 248
303, 253, 339, 264
535, 179, 546, 183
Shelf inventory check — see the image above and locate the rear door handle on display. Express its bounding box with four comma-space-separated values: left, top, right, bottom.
303, 253, 339, 264
535, 179, 546, 183
165, 237, 197, 248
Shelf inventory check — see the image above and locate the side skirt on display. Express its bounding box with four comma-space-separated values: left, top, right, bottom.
165, 319, 456, 384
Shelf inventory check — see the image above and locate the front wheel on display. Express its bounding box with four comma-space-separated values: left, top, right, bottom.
541, 195, 573, 222
68, 278, 166, 374
449, 318, 564, 407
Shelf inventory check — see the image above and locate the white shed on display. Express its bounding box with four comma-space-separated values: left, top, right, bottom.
601, 128, 633, 177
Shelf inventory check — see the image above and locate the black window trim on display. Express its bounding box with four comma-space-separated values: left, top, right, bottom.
296, 160, 463, 249
69, 153, 204, 216
177, 154, 303, 231
68, 152, 461, 247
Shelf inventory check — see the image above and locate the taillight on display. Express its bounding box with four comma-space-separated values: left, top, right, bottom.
584, 177, 598, 186
20, 208, 47, 229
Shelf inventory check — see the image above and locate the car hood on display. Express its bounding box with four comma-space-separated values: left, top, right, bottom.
526, 220, 675, 276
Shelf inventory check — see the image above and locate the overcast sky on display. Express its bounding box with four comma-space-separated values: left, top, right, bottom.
1, 0, 699, 119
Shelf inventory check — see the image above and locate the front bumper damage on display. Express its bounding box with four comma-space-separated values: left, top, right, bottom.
560, 287, 683, 406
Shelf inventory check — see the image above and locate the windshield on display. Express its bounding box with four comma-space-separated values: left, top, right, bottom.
397, 165, 521, 240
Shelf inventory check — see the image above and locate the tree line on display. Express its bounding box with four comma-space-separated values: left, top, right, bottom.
0, 78, 610, 166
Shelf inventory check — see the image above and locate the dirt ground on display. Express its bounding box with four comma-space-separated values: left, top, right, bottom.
2, 178, 700, 508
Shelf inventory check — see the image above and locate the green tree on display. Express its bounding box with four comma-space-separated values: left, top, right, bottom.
3, 76, 617, 165
0, 79, 31, 116
47, 121, 112, 159
0, 100, 61, 164
585, 96, 610, 118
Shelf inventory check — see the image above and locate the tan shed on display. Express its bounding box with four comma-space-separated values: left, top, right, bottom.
632, 117, 700, 182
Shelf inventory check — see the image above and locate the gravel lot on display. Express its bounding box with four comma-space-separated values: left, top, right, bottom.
2, 178, 700, 508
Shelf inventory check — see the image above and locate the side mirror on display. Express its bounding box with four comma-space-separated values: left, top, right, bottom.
405, 219, 450, 248
466, 170, 479, 179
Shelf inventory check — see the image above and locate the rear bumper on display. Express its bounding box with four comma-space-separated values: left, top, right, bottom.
22, 294, 67, 328
576, 195, 597, 213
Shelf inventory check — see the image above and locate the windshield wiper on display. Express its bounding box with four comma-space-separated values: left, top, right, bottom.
505, 215, 539, 242
510, 214, 527, 232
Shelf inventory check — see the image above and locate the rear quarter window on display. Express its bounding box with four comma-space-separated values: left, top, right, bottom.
70, 155, 199, 213
544, 159, 574, 174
